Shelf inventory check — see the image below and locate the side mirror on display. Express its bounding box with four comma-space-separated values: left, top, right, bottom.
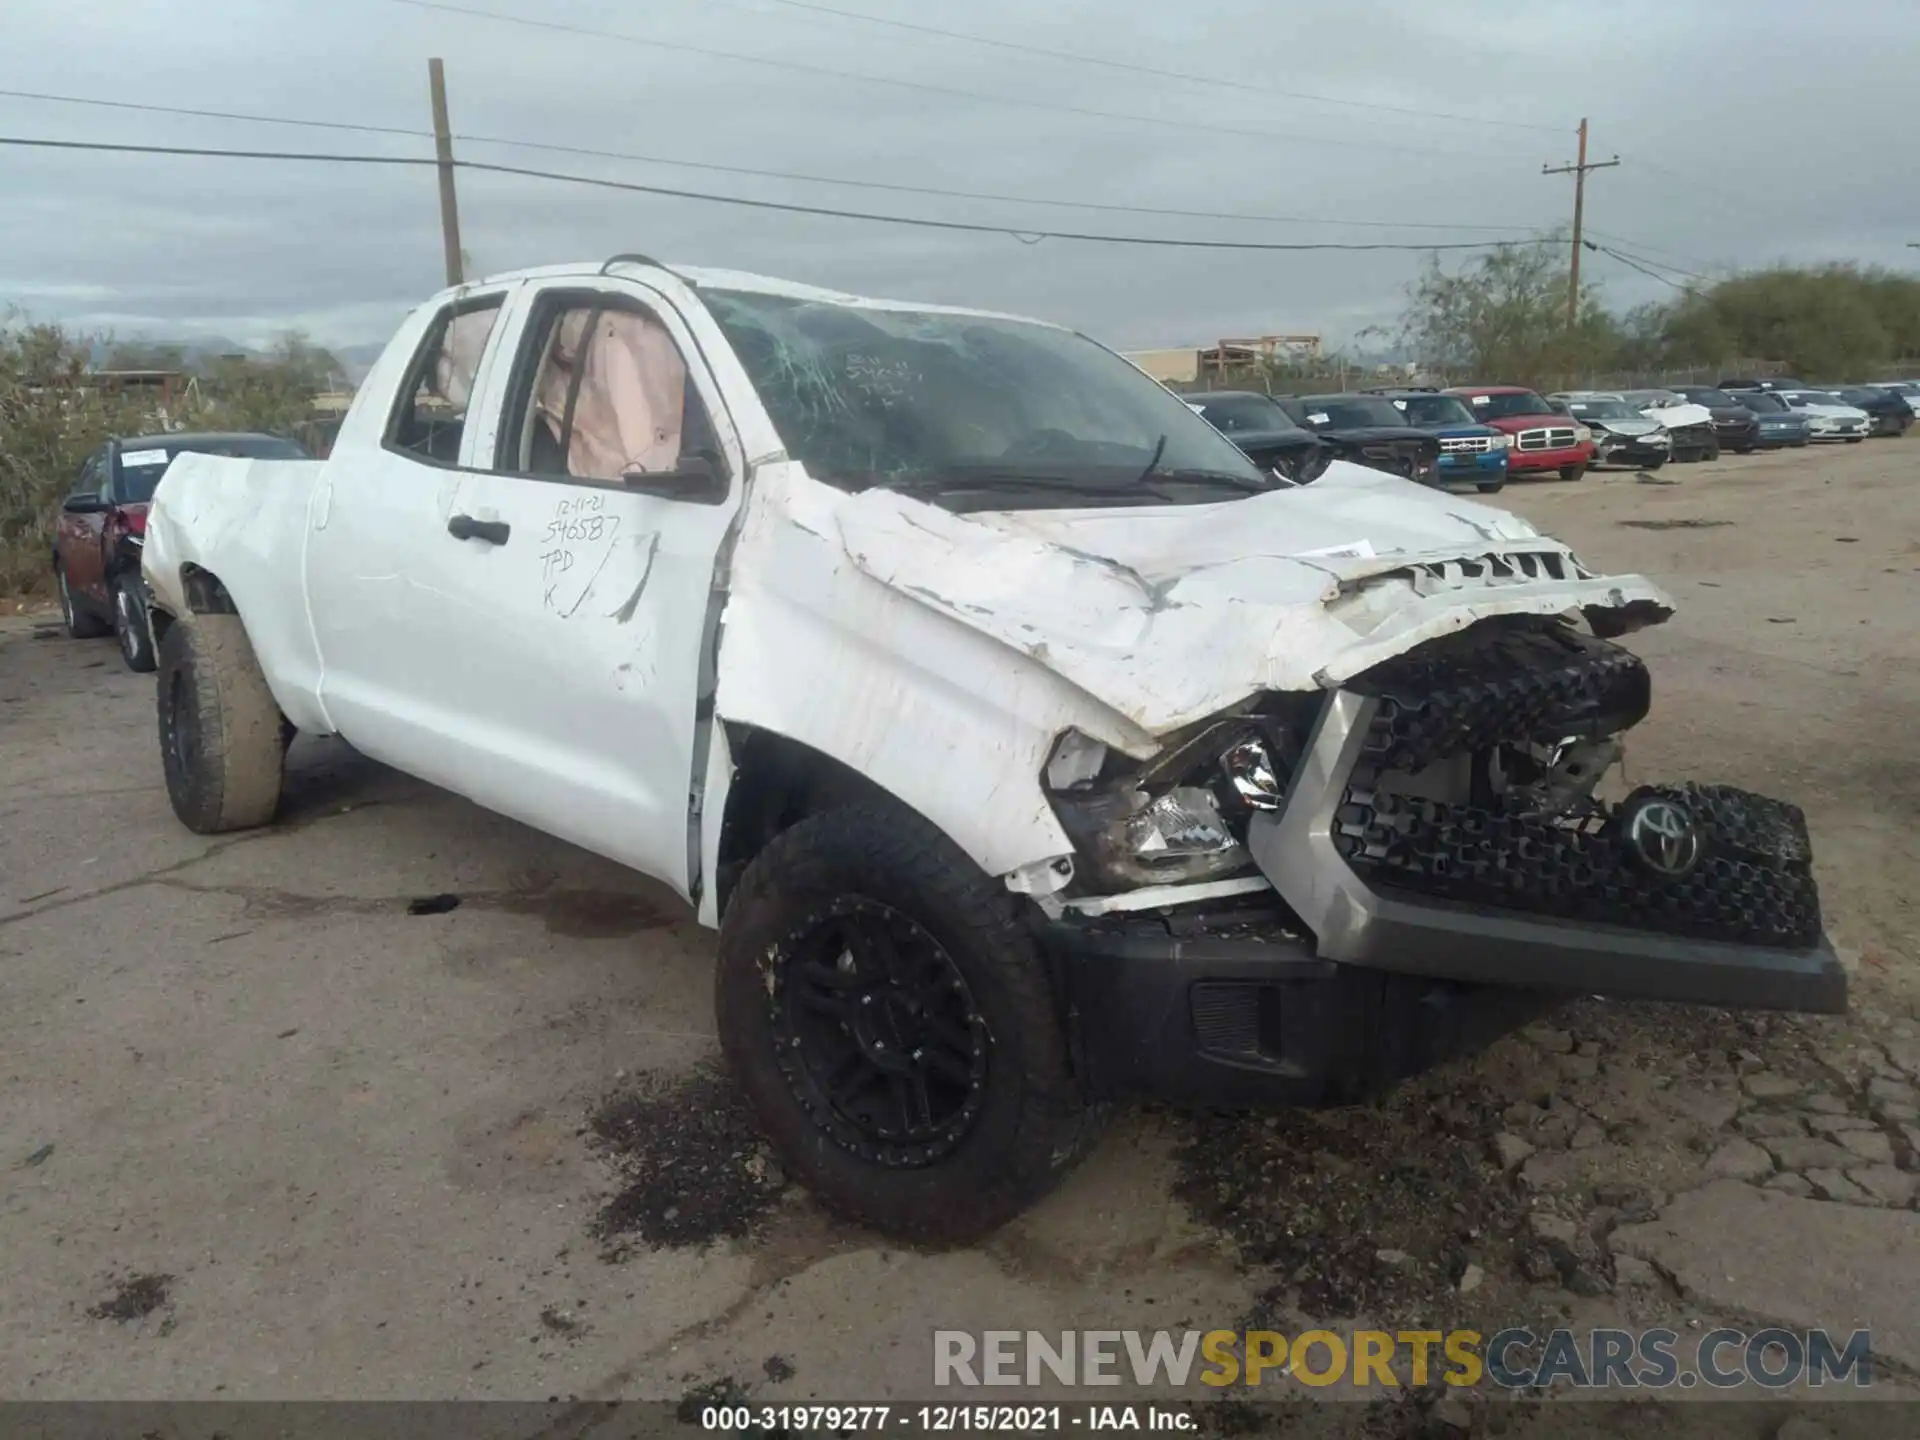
62, 494, 108, 514
620, 449, 728, 503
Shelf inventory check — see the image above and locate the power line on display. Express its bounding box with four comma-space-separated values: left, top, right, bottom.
1594, 241, 1707, 282
1583, 228, 1714, 274
1584, 241, 1692, 291
0, 87, 422, 141
0, 134, 1536, 252
452, 133, 1547, 235
0, 86, 1549, 235
383, 0, 1513, 160
718, 0, 1565, 133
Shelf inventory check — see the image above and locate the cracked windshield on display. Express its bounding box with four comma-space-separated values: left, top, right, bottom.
704, 289, 1271, 509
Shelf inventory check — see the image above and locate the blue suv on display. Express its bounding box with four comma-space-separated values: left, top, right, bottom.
1365, 388, 1509, 493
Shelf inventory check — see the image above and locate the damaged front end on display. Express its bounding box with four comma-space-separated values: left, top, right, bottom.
1038, 617, 1845, 1107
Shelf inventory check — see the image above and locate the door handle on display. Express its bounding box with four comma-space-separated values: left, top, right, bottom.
447, 514, 510, 545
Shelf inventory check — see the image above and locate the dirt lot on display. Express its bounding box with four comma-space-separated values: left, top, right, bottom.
1, 439, 1916, 1428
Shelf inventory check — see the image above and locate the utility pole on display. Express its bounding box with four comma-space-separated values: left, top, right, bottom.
1543, 119, 1619, 330
427, 58, 464, 287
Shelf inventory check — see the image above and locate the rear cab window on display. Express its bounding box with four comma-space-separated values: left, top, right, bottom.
385, 296, 507, 465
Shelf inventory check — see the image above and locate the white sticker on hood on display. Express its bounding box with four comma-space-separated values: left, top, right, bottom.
1292, 539, 1378, 561
1308, 412, 1331, 424
120, 448, 171, 467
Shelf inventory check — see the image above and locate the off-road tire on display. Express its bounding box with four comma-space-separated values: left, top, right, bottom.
716, 803, 1101, 1242
1558, 463, 1588, 482
56, 563, 110, 639
156, 615, 284, 833
112, 574, 156, 673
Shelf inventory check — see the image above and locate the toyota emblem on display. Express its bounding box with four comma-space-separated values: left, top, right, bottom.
1622, 796, 1702, 878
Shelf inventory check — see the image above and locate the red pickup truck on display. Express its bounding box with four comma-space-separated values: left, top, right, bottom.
52, 431, 309, 671
1444, 385, 1596, 481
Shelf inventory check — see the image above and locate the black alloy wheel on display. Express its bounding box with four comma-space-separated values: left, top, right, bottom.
768, 896, 989, 1168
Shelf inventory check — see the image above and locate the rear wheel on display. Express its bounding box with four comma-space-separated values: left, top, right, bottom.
1558, 463, 1588, 482
112, 574, 156, 673
156, 615, 285, 833
716, 803, 1100, 1242
56, 564, 110, 639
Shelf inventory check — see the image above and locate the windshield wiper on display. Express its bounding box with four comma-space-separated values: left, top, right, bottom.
1133, 433, 1168, 486
1136, 474, 1274, 503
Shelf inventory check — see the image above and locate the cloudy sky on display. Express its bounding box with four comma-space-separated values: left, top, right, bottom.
4, 0, 1917, 359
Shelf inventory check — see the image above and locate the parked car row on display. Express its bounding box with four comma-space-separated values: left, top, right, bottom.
1179, 374, 1911, 491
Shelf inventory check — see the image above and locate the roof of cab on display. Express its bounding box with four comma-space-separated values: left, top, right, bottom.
446, 260, 1060, 328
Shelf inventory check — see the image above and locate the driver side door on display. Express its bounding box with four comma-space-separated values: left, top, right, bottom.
414, 278, 749, 899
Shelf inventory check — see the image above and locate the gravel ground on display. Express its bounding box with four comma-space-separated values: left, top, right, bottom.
1, 439, 1915, 1430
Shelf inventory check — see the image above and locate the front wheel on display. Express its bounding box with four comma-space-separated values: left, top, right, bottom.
1476, 479, 1506, 493
716, 803, 1100, 1242
1701, 442, 1721, 462
156, 615, 285, 833
1846, 437, 1864, 444
1559, 463, 1588, 482
112, 574, 156, 673
1640, 455, 1667, 471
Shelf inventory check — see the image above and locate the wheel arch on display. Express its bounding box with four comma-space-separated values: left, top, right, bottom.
710, 725, 905, 923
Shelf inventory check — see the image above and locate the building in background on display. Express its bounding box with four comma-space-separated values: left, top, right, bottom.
1125, 333, 1323, 384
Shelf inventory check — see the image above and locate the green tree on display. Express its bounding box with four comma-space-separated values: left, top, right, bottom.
1397, 240, 1623, 390
1657, 264, 1920, 378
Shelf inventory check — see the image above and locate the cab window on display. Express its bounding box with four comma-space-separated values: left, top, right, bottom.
497, 291, 722, 494
386, 297, 505, 465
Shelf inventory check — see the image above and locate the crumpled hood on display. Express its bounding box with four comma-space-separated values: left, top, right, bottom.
835, 461, 1674, 737
1590, 416, 1662, 437
1640, 401, 1714, 428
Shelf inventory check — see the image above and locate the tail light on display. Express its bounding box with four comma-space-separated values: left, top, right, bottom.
120, 508, 147, 536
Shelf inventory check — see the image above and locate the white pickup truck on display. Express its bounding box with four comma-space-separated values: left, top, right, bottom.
143, 257, 1844, 1240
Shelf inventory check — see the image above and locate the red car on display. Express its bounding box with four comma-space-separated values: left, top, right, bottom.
1442, 385, 1596, 481
52, 431, 309, 671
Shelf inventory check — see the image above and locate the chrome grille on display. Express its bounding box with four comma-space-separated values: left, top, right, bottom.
1439, 435, 1493, 454
1515, 426, 1577, 451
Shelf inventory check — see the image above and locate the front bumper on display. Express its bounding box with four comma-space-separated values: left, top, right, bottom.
1506, 442, 1595, 474
1436, 449, 1508, 484
1594, 435, 1671, 467
1715, 419, 1760, 449
1754, 425, 1810, 447
1047, 675, 1845, 1109
1047, 906, 1558, 1105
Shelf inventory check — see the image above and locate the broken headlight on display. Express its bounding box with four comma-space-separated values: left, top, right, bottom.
1043, 723, 1293, 890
